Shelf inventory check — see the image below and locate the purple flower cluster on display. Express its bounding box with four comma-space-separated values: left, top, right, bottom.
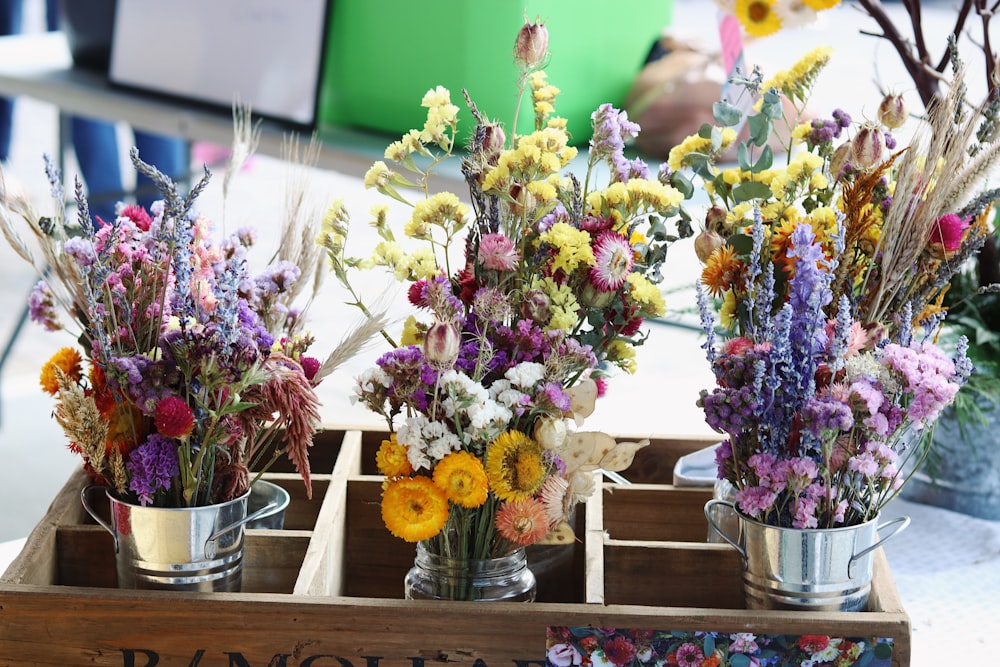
589, 104, 640, 161
126, 433, 180, 506
806, 108, 851, 146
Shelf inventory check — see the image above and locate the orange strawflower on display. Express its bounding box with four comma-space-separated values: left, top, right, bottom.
39, 347, 83, 395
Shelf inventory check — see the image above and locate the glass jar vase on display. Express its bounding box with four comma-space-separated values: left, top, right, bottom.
404, 542, 536, 601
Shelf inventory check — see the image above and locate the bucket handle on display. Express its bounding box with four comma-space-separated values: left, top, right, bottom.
203, 499, 281, 558
81, 484, 119, 553
704, 499, 746, 563
849, 515, 910, 573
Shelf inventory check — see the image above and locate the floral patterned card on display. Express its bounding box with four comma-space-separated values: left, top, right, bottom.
546, 627, 894, 667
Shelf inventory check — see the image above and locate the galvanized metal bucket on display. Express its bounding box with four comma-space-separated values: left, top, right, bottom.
705, 499, 909, 611
246, 479, 291, 529
82, 485, 280, 591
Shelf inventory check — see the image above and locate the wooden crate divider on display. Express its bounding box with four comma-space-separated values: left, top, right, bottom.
0, 427, 912, 667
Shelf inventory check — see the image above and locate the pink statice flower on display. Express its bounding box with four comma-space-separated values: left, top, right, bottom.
736, 484, 779, 516
478, 233, 520, 271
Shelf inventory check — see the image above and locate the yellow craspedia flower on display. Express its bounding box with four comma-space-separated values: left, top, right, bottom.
485, 430, 547, 502
433, 451, 489, 508
376, 433, 413, 479
538, 222, 594, 274
626, 272, 666, 318
735, 0, 782, 38
40, 347, 83, 395
381, 476, 449, 542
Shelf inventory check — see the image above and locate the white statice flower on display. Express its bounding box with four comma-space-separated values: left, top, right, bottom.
417, 418, 461, 462
462, 399, 513, 449
489, 378, 529, 410
845, 352, 900, 396
438, 369, 490, 419
352, 367, 391, 405
395, 414, 431, 471
505, 361, 546, 390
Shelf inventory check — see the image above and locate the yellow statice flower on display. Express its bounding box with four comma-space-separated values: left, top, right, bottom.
532, 276, 580, 332
538, 222, 594, 274
399, 315, 424, 347
364, 161, 392, 190
719, 289, 738, 330
667, 128, 739, 172
404, 192, 468, 239
384, 129, 424, 163
626, 272, 666, 318
607, 339, 638, 374
526, 179, 558, 203
758, 46, 833, 106
419, 85, 459, 146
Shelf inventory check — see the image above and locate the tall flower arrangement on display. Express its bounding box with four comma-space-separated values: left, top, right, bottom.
0, 132, 379, 508
318, 22, 694, 561
678, 48, 993, 528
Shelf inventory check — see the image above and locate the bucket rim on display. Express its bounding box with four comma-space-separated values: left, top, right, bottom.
732, 506, 882, 533
103, 487, 251, 512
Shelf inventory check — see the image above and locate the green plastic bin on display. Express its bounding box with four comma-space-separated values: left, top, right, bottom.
317, 1, 674, 145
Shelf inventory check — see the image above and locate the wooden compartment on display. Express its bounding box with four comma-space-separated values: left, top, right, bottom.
0, 429, 911, 667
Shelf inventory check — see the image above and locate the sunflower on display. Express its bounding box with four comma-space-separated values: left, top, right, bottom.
485, 430, 547, 502
495, 498, 552, 546
39, 347, 83, 395
735, 0, 782, 38
433, 450, 489, 508
802, 0, 839, 9
381, 476, 449, 542
701, 246, 744, 298
376, 433, 414, 478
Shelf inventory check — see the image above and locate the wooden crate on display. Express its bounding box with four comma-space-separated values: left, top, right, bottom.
0, 428, 911, 667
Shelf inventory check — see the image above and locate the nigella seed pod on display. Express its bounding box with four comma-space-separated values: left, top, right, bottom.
423, 320, 460, 370
482, 122, 506, 156
514, 20, 549, 68
694, 229, 725, 264
877, 93, 907, 130
850, 123, 885, 171
829, 142, 852, 180
520, 288, 552, 325
533, 417, 567, 450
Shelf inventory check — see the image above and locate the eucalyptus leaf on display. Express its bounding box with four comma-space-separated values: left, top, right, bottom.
748, 114, 771, 147
729, 654, 751, 667
733, 181, 773, 202
713, 100, 743, 127
698, 122, 715, 139
670, 170, 694, 198
752, 145, 774, 173
738, 143, 752, 172
728, 233, 755, 255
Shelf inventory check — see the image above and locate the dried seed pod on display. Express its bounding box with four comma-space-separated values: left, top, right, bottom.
877, 93, 907, 130
514, 20, 549, 68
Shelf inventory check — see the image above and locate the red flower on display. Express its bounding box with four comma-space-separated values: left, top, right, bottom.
408, 280, 429, 308
797, 635, 830, 654
299, 356, 321, 382
120, 204, 153, 231
929, 213, 970, 253
155, 396, 195, 438
602, 636, 637, 667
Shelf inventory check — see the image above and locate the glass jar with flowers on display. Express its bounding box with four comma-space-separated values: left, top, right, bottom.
0, 128, 379, 590
680, 48, 995, 610
317, 21, 694, 601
